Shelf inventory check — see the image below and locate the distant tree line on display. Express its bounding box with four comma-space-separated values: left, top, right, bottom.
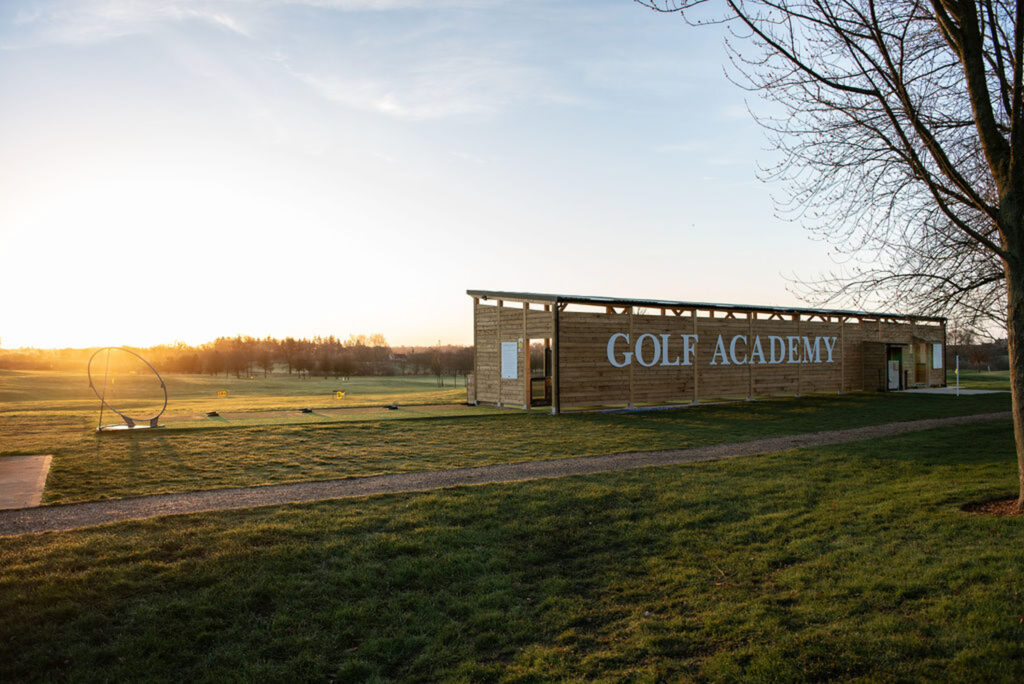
0, 335, 474, 380
948, 339, 1010, 372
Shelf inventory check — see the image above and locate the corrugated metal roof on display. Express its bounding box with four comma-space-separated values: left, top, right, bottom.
466, 289, 946, 323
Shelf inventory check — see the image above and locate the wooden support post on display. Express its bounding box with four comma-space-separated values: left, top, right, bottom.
544, 336, 552, 405
523, 303, 530, 409
747, 311, 754, 400
496, 300, 503, 408
942, 321, 948, 388
472, 297, 479, 405
627, 306, 634, 408
839, 317, 846, 394
796, 313, 802, 397
692, 309, 699, 404
551, 302, 560, 414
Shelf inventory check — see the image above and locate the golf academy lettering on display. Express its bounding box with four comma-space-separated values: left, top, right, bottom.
606, 333, 838, 368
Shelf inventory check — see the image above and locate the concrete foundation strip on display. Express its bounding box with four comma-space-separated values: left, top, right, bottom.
0, 411, 1009, 537
0, 455, 52, 510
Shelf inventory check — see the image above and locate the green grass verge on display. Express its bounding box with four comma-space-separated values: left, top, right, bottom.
0, 370, 467, 412
947, 369, 1012, 391
0, 370, 1011, 504
6, 392, 1009, 504
1, 421, 1021, 681
157, 404, 509, 431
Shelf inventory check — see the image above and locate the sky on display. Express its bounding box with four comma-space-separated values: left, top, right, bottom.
0, 0, 837, 349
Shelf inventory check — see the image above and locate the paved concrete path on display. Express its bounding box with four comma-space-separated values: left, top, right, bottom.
0, 412, 1008, 537
0, 455, 51, 511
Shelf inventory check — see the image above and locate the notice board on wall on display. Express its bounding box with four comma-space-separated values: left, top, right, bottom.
933, 343, 943, 369
501, 341, 518, 379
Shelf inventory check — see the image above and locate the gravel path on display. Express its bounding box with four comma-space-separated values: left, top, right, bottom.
0, 411, 1008, 537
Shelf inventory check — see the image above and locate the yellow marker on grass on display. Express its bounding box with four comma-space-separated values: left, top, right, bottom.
336, 391, 345, 399
217, 390, 227, 398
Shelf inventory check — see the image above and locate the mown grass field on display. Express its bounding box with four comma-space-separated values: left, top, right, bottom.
1, 370, 1021, 679
1, 421, 1022, 680
949, 368, 1012, 390
0, 370, 1011, 504
0, 369, 468, 414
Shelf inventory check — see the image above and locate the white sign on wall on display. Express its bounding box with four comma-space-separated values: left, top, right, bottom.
933, 343, 943, 369
605, 332, 839, 368
501, 341, 518, 379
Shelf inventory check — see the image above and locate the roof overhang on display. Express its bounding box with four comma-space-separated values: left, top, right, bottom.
467, 289, 946, 325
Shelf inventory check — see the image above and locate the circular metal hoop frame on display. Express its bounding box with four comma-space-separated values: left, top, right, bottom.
88, 347, 168, 429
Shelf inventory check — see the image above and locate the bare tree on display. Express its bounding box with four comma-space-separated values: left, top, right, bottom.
430, 348, 444, 387
639, 0, 1024, 508
792, 212, 1006, 338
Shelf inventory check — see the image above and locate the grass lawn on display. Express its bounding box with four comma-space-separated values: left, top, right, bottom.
0, 385, 1008, 504
948, 369, 1012, 391
1, 420, 1022, 681
0, 369, 467, 414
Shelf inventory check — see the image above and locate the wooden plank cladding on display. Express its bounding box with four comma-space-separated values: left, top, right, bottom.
468, 290, 946, 413
472, 296, 553, 408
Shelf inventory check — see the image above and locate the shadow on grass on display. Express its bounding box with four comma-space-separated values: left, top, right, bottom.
6, 424, 1023, 681
962, 496, 1023, 516
839, 420, 1013, 468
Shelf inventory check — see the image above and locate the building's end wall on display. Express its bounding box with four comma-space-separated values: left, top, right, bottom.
473, 299, 554, 407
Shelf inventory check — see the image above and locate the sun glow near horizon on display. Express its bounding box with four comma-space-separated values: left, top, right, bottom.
1, 134, 480, 350
1, 0, 836, 352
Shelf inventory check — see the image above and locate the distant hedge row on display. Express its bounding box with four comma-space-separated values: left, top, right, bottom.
0, 335, 473, 378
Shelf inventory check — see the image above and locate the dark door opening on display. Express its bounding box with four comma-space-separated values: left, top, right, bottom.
886, 346, 903, 391
529, 339, 552, 407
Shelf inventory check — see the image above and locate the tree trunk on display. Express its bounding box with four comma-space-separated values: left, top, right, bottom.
1008, 256, 1024, 511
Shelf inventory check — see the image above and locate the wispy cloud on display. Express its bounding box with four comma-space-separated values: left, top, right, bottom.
282, 0, 503, 8
2, 0, 570, 121
706, 155, 746, 167
5, 0, 504, 47
656, 141, 710, 154
291, 55, 546, 120
276, 3, 572, 121
5, 0, 252, 46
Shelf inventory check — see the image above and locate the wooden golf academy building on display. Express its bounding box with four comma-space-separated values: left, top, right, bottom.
466, 290, 947, 413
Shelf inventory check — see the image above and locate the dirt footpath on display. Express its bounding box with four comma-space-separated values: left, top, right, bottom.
0, 411, 1008, 537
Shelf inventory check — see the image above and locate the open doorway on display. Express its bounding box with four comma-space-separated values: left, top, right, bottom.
914, 341, 928, 385
528, 339, 552, 407
886, 346, 903, 391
